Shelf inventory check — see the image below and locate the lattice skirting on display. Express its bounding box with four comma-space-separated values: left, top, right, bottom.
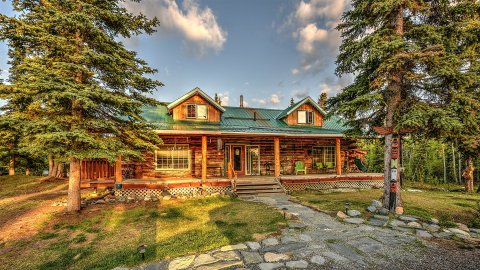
282, 180, 383, 191
115, 186, 232, 198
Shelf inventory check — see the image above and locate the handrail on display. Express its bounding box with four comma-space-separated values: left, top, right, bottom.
228, 162, 238, 192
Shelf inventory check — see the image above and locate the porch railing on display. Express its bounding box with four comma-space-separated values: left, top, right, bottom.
228, 162, 237, 192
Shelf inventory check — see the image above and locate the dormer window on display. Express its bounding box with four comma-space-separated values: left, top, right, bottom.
186, 104, 208, 119
298, 110, 314, 124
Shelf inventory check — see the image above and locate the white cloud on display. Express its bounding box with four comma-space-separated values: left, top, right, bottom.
270, 94, 281, 104
292, 89, 309, 99
253, 98, 267, 105
125, 0, 227, 57
287, 0, 351, 75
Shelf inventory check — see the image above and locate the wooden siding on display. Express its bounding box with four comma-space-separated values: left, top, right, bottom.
132, 135, 352, 180
170, 94, 222, 122
284, 103, 323, 127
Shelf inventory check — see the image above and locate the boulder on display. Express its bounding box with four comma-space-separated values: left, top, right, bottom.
246, 241, 261, 250
344, 218, 365, 224
378, 208, 389, 215
390, 219, 406, 227
430, 218, 439, 224
373, 215, 389, 221
347, 209, 361, 217
448, 228, 471, 237
337, 211, 348, 219
367, 205, 377, 213
310, 255, 326, 265
264, 252, 290, 262
286, 260, 308, 269
455, 223, 470, 232
371, 200, 382, 209
407, 222, 422, 229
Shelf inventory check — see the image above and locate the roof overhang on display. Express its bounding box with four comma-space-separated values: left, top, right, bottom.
166, 87, 226, 112
154, 129, 344, 138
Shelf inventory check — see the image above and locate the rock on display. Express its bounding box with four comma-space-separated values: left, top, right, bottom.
390, 219, 406, 227
168, 255, 195, 270
416, 230, 433, 238
193, 254, 217, 267
264, 252, 290, 262
368, 218, 387, 227
373, 215, 389, 221
196, 261, 243, 270
433, 232, 452, 239
220, 244, 248, 251
144, 196, 152, 201
117, 196, 127, 202
281, 236, 297, 244
347, 209, 361, 217
285, 212, 299, 220
371, 200, 382, 209
246, 241, 261, 250
395, 207, 404, 215
367, 205, 377, 213
212, 251, 240, 261
310, 255, 326, 265
258, 263, 284, 270
423, 223, 440, 232
288, 222, 307, 229
163, 195, 171, 201
430, 218, 439, 224
240, 251, 263, 264
469, 228, 480, 234
399, 215, 418, 222
455, 223, 470, 232
344, 218, 365, 224
96, 199, 105, 204
378, 208, 389, 215
151, 196, 159, 202
448, 228, 471, 237
407, 189, 423, 192
286, 260, 308, 269
337, 211, 348, 219
262, 237, 279, 246
299, 234, 312, 242
407, 222, 422, 229
161, 189, 172, 196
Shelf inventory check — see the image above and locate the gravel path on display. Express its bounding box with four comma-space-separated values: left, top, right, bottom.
117, 194, 480, 270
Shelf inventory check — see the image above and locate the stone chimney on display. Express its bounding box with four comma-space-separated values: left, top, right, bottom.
240, 95, 244, 107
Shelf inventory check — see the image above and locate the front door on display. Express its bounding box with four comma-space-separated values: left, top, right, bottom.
232, 146, 245, 176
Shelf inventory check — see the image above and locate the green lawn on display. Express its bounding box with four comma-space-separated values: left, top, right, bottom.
292, 188, 480, 228
0, 176, 284, 270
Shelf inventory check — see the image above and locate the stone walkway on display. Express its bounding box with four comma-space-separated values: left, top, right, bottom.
115, 195, 479, 270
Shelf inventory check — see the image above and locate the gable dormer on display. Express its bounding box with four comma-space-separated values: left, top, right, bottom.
277, 97, 326, 127
167, 87, 225, 122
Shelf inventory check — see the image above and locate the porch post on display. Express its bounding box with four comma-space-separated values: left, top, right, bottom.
115, 155, 122, 183
336, 138, 341, 175
274, 137, 280, 177
202, 135, 207, 181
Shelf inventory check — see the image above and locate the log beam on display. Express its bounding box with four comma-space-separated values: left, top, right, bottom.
274, 137, 280, 177
336, 137, 342, 175
115, 155, 122, 183
202, 135, 207, 181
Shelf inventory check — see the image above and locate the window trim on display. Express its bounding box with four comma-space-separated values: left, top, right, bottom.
311, 146, 336, 167
307, 110, 314, 124
154, 144, 191, 171
185, 103, 208, 120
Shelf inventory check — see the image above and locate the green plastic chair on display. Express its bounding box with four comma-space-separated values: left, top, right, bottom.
295, 161, 307, 175
316, 162, 324, 172
325, 162, 334, 172
354, 158, 368, 172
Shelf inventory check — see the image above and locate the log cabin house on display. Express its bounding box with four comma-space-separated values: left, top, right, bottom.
82, 87, 382, 196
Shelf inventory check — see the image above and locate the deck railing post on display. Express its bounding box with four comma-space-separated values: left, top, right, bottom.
201, 135, 207, 182
274, 137, 280, 177
115, 155, 122, 183
336, 138, 341, 175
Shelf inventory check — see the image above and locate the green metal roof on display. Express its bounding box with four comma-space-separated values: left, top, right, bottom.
142, 103, 347, 136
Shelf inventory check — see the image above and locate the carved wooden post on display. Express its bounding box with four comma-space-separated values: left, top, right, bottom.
115, 155, 122, 183
274, 137, 280, 177
202, 135, 207, 181
336, 138, 341, 175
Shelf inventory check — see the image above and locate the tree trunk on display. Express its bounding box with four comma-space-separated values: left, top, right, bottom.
56, 163, 64, 178
463, 156, 474, 193
8, 155, 15, 176
49, 155, 55, 177
67, 157, 81, 212
442, 144, 447, 184
452, 143, 457, 184
382, 4, 404, 211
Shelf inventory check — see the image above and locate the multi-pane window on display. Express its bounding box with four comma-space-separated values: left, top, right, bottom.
186, 104, 208, 119
155, 144, 190, 170
312, 146, 335, 167
298, 110, 314, 124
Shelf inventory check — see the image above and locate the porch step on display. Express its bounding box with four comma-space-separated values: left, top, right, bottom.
235, 180, 285, 196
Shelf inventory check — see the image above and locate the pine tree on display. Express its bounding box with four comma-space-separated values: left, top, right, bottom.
330, 0, 448, 210
0, 0, 163, 211
318, 92, 327, 110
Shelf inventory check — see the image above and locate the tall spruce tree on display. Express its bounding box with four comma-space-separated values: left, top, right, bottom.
330, 0, 451, 210
0, 0, 163, 211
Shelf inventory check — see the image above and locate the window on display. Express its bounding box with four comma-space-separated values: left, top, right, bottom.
298, 110, 314, 124
186, 104, 208, 119
155, 144, 190, 170
312, 146, 335, 167
298, 110, 306, 124
186, 104, 196, 118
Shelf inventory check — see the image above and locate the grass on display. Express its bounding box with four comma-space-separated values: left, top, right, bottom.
0, 176, 284, 270
292, 188, 480, 227
0, 175, 64, 199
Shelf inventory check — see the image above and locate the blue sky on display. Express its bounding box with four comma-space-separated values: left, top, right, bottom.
0, 0, 352, 108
